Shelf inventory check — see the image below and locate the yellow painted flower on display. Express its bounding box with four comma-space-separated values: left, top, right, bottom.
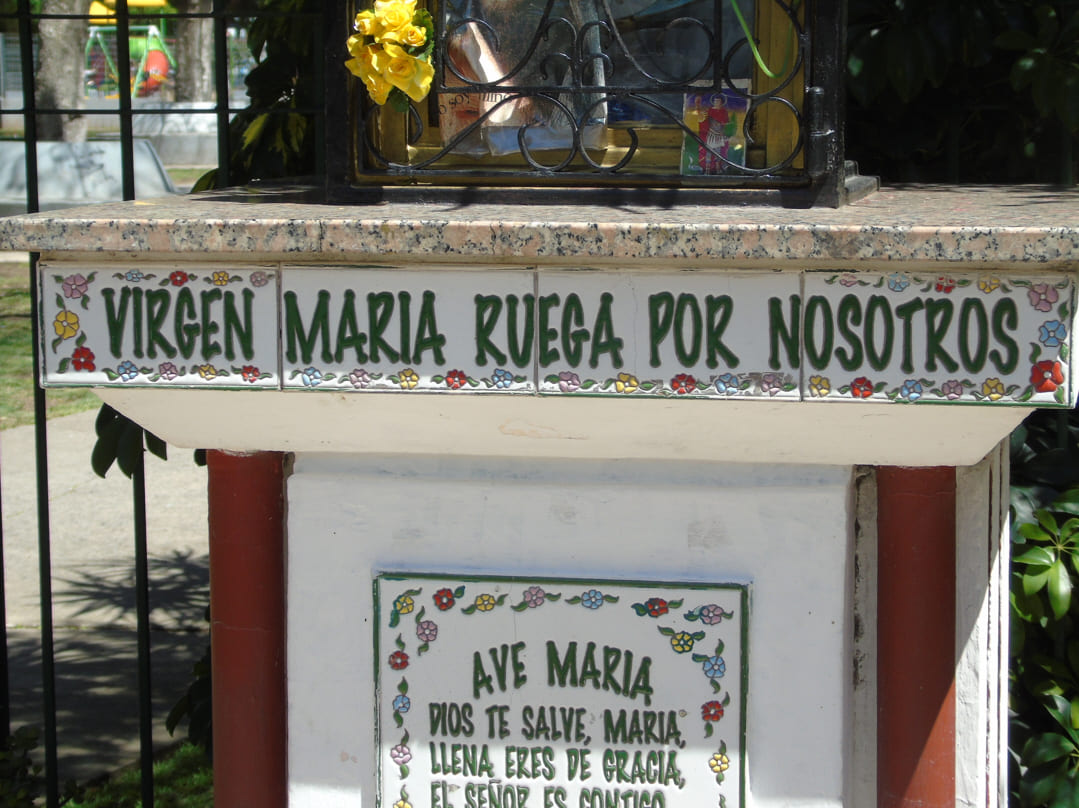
709, 753, 729, 773
398, 368, 419, 389
212, 271, 230, 286
977, 278, 1000, 293
475, 594, 496, 612
381, 43, 434, 103
197, 364, 218, 380
808, 375, 830, 397
393, 594, 414, 615
981, 378, 1005, 401
614, 372, 639, 394
53, 310, 79, 339
670, 631, 696, 653
393, 800, 411, 808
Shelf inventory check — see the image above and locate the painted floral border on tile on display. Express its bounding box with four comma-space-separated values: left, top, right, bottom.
809, 272, 1072, 406
43, 265, 278, 388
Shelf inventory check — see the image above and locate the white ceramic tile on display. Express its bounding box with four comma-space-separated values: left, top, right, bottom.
375, 574, 746, 808
40, 262, 280, 388
280, 265, 535, 393
802, 271, 1074, 405
536, 270, 802, 399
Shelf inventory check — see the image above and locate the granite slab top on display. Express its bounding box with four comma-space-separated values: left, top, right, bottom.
1, 184, 1077, 268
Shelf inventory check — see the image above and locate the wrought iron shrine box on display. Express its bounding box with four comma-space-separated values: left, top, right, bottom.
325, 0, 855, 204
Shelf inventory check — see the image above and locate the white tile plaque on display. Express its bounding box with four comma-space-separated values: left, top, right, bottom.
375, 574, 747, 808
38, 261, 1077, 406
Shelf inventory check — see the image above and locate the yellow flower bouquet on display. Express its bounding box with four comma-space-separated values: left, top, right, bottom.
345, 0, 435, 111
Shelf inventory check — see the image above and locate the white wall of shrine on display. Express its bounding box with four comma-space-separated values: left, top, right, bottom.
286, 455, 854, 808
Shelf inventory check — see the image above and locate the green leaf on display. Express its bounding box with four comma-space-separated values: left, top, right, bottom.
1019, 522, 1053, 542
1023, 731, 1075, 767
145, 431, 168, 462
1048, 559, 1073, 619
1015, 545, 1056, 567
1024, 568, 1052, 595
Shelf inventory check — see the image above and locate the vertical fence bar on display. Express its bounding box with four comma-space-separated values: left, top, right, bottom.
0, 461, 8, 740
112, 7, 154, 804
17, 0, 60, 804
132, 446, 154, 808
213, 0, 230, 187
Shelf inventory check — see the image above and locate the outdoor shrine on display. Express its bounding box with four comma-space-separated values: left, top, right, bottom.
2, 2, 1078, 808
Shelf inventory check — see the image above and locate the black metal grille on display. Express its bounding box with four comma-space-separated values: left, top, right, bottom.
340, 0, 845, 199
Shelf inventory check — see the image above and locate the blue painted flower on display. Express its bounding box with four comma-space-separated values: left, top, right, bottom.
714, 373, 739, 395
124, 270, 144, 282
702, 655, 726, 679
887, 272, 909, 292
392, 694, 411, 714
493, 368, 513, 389
581, 589, 604, 609
117, 360, 139, 381
1039, 320, 1067, 348
899, 379, 923, 401
301, 367, 323, 387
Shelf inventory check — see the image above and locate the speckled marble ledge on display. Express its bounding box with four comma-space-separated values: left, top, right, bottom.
1, 184, 1077, 268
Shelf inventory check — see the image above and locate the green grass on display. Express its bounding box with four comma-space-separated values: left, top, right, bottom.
66, 742, 213, 808
0, 261, 101, 429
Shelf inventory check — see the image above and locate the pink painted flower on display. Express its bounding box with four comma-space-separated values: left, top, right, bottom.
416, 620, 438, 643
698, 604, 726, 625
558, 371, 581, 393
941, 379, 963, 400
523, 586, 546, 608
62, 273, 88, 299
1028, 283, 1059, 312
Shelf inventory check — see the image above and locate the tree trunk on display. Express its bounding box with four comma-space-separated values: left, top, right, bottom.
37, 0, 91, 141
172, 0, 214, 103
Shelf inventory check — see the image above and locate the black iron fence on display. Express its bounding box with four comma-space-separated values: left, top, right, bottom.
0, 2, 324, 806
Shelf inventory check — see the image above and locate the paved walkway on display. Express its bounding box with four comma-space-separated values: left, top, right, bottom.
2, 407, 210, 785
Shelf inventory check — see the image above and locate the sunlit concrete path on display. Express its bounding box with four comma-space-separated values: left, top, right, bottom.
1, 407, 210, 784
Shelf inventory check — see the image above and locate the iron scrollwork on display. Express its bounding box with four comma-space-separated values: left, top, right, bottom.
358, 0, 807, 179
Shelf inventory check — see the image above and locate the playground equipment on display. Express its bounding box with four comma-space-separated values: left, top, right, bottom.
84, 1, 175, 98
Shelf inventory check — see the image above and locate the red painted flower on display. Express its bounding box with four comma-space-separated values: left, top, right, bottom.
1031, 360, 1065, 393
645, 597, 668, 617
446, 369, 467, 390
670, 374, 696, 395
701, 701, 725, 721
72, 346, 95, 371
850, 377, 873, 398
935, 276, 956, 293
241, 365, 261, 383
433, 588, 455, 611
388, 650, 409, 670
170, 270, 190, 287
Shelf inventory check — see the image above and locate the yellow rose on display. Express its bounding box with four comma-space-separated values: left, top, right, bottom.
397, 24, 426, 48
347, 32, 368, 57
380, 43, 433, 102
353, 10, 380, 37
53, 310, 79, 339
346, 44, 393, 105
375, 0, 415, 33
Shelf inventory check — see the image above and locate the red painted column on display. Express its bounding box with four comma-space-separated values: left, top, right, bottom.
208, 450, 287, 808
877, 466, 956, 808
